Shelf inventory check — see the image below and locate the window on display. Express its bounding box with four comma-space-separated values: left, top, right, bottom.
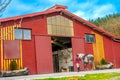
14, 29, 22, 39
14, 29, 31, 40
85, 34, 95, 43
23, 30, 31, 40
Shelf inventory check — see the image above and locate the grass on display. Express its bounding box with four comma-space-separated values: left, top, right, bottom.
32, 72, 120, 80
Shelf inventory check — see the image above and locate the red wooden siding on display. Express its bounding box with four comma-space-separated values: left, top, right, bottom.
103, 37, 115, 66
103, 36, 120, 68
22, 36, 37, 74
84, 42, 93, 54
4, 40, 20, 59
21, 16, 47, 35
35, 36, 53, 74
112, 42, 120, 68
73, 20, 91, 37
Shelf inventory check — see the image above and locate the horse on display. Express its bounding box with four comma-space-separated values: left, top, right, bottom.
77, 53, 95, 70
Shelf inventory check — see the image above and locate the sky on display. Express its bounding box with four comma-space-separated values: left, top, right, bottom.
0, 0, 120, 20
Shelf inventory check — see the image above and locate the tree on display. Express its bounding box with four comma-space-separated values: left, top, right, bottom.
0, 0, 12, 16
89, 13, 120, 36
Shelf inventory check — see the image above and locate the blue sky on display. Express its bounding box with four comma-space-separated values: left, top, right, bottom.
1, 0, 120, 20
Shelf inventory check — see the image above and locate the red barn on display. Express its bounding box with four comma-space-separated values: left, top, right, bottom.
0, 4, 120, 74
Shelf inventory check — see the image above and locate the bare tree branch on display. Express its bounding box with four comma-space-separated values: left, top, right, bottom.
0, 0, 12, 12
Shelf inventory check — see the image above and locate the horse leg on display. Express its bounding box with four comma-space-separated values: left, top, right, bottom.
84, 63, 87, 71
90, 62, 95, 70
92, 62, 95, 70
90, 63, 92, 70
78, 67, 80, 72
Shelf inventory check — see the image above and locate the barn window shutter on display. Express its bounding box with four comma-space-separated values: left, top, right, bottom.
4, 40, 20, 59
47, 15, 74, 36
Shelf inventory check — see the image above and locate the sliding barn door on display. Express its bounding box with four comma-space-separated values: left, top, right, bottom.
35, 36, 53, 74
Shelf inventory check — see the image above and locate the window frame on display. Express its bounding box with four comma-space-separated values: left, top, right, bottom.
85, 34, 95, 43
14, 28, 31, 40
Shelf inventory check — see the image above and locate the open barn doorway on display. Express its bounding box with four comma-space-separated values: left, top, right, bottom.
52, 36, 74, 73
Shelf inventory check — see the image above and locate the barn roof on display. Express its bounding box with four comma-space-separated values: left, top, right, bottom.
0, 4, 120, 42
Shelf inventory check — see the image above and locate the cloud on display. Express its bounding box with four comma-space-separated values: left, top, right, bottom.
73, 3, 116, 20
73, 11, 89, 20
92, 4, 116, 19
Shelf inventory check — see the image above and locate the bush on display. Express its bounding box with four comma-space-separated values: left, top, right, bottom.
100, 58, 108, 65
10, 60, 18, 70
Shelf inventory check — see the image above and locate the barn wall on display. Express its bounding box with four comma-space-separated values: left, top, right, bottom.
103, 36, 120, 68
21, 15, 47, 35
112, 41, 120, 68
84, 41, 93, 54
22, 36, 37, 74
73, 20, 91, 37
103, 37, 115, 67
115, 42, 120, 68
104, 36, 120, 68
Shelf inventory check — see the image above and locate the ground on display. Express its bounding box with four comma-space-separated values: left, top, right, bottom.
1, 68, 120, 80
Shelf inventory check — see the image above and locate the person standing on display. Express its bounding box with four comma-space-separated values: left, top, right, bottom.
75, 54, 81, 72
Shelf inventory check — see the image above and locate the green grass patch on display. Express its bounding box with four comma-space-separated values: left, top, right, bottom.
32, 72, 120, 80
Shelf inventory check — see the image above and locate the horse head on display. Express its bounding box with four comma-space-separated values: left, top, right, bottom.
76, 53, 85, 59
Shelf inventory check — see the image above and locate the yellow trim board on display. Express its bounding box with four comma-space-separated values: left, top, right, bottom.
0, 25, 23, 71
92, 32, 105, 65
